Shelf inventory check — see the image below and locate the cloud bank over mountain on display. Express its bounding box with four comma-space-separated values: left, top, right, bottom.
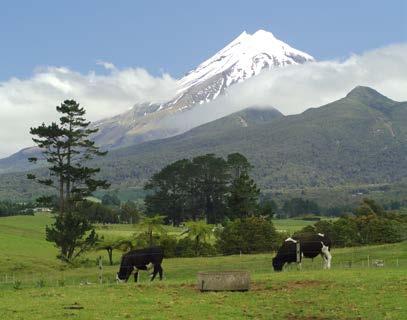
0, 43, 406, 157
0, 65, 177, 157
164, 43, 407, 132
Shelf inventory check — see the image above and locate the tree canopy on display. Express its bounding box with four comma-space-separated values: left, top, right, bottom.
144, 153, 261, 224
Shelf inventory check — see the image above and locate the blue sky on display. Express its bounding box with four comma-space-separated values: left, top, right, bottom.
1, 0, 406, 81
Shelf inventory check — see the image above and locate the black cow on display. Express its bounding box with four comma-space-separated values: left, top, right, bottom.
116, 247, 164, 282
272, 233, 332, 271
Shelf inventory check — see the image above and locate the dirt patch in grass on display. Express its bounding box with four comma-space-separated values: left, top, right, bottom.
266, 280, 331, 292
285, 280, 328, 289
285, 316, 333, 320
250, 282, 269, 291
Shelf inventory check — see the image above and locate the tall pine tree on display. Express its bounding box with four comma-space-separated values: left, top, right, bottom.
28, 100, 109, 261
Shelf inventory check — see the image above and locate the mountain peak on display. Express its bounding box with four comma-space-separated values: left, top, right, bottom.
346, 86, 394, 102
252, 29, 276, 39
346, 86, 382, 97
345, 86, 396, 113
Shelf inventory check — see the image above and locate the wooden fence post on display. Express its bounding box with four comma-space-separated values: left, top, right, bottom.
296, 242, 301, 270
98, 256, 103, 284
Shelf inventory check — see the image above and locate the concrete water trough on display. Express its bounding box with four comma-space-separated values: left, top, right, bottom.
197, 271, 251, 292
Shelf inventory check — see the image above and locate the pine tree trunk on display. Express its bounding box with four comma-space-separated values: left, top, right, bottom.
66, 122, 72, 211
59, 176, 64, 214
107, 248, 113, 265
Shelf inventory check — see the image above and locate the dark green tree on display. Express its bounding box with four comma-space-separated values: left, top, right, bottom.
120, 200, 142, 224
282, 198, 320, 218
354, 198, 385, 217
216, 216, 279, 254
145, 159, 196, 224
45, 211, 98, 262
227, 152, 252, 179
145, 154, 230, 224
192, 154, 230, 223
258, 199, 278, 218
228, 173, 260, 219
28, 100, 109, 261
101, 193, 121, 206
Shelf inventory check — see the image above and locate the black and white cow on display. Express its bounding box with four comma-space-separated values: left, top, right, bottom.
272, 233, 332, 271
116, 247, 164, 282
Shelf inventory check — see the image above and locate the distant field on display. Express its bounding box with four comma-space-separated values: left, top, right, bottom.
272, 218, 317, 233
0, 214, 406, 319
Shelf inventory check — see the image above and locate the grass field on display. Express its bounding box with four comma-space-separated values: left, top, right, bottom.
0, 214, 406, 319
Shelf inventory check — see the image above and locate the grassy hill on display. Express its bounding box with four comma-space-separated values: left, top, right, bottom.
1, 86, 406, 202
0, 213, 406, 319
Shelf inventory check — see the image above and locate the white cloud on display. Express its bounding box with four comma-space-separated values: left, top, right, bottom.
0, 65, 178, 157
96, 60, 117, 71
164, 43, 407, 131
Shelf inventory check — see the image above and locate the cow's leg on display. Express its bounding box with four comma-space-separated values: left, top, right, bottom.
321, 253, 327, 269
321, 245, 332, 269
134, 270, 139, 283
150, 264, 159, 281
158, 265, 163, 280
326, 251, 332, 269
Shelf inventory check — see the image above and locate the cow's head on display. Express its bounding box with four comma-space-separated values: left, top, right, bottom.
272, 256, 284, 272
116, 256, 133, 283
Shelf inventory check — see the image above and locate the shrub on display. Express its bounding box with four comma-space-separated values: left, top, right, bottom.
36, 279, 46, 288
216, 216, 279, 255
13, 280, 22, 290
159, 235, 178, 258
175, 238, 198, 257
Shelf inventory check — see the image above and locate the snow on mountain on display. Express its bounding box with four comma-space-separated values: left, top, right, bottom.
180, 30, 313, 92
155, 29, 314, 113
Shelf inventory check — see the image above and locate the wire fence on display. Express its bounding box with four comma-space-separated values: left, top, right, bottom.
0, 250, 405, 290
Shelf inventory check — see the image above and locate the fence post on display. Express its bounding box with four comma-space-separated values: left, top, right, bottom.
367, 255, 370, 268
296, 242, 301, 270
98, 256, 103, 284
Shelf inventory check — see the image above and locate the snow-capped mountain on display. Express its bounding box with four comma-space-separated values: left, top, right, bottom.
138, 29, 314, 115
93, 29, 314, 148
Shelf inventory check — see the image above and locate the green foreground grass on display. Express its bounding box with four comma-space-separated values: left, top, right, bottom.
0, 214, 406, 319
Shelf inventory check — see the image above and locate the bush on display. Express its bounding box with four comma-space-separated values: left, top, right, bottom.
133, 232, 160, 249
174, 238, 217, 257
36, 279, 46, 288
13, 280, 22, 290
216, 216, 279, 255
159, 235, 178, 258
305, 201, 407, 247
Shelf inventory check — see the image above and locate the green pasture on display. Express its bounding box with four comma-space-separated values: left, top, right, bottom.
0, 214, 406, 319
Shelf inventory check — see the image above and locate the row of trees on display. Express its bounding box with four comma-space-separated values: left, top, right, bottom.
144, 153, 260, 224
98, 215, 283, 263
0, 200, 35, 217
77, 200, 142, 224
297, 199, 407, 246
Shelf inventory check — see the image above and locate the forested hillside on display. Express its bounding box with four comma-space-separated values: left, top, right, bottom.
1, 86, 406, 201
